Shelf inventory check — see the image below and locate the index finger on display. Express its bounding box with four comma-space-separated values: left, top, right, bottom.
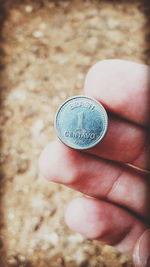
84, 60, 149, 170
84, 59, 149, 127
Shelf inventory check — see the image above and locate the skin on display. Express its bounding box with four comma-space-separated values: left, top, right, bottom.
39, 60, 150, 267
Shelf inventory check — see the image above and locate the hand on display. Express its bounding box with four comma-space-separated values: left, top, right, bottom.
39, 60, 150, 267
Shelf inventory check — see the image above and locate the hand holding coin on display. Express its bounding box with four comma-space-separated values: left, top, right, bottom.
39, 60, 150, 267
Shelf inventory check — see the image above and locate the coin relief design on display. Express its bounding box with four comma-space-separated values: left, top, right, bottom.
55, 96, 108, 150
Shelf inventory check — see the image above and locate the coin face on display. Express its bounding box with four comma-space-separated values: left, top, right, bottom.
55, 96, 108, 150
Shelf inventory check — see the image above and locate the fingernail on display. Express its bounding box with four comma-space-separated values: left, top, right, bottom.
133, 229, 150, 267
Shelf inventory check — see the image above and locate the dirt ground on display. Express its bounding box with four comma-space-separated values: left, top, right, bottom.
0, 0, 149, 266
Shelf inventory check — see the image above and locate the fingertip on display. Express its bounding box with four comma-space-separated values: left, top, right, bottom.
38, 140, 82, 184
84, 59, 123, 101
65, 197, 103, 239
65, 197, 115, 240
65, 197, 85, 231
38, 140, 66, 181
38, 141, 56, 180
84, 59, 149, 126
133, 229, 150, 267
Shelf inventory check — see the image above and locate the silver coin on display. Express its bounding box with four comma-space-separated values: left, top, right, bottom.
55, 95, 108, 150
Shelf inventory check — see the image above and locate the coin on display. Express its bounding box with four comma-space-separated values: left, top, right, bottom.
55, 95, 108, 150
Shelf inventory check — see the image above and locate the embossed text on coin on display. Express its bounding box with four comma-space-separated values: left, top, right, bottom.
55, 96, 108, 150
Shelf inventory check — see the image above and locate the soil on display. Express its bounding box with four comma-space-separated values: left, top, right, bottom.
0, 0, 149, 266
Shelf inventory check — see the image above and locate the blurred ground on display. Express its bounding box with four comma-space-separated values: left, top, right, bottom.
0, 0, 149, 266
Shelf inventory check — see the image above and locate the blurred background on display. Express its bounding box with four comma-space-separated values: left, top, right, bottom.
0, 0, 150, 266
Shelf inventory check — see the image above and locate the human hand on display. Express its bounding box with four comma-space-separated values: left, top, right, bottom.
39, 60, 150, 267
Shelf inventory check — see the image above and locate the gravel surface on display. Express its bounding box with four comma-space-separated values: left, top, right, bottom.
0, 0, 149, 266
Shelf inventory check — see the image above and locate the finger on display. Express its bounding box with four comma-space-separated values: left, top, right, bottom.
85, 115, 149, 171
65, 197, 148, 256
39, 141, 150, 221
84, 59, 149, 127
133, 229, 150, 267
83, 59, 150, 170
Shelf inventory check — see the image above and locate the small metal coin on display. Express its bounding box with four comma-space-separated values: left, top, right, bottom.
55, 95, 108, 150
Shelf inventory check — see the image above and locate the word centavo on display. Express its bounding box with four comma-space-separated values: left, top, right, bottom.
64, 131, 96, 139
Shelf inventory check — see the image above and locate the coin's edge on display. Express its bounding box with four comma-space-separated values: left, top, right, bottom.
54, 95, 108, 150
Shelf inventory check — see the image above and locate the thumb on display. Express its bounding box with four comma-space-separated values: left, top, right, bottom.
133, 229, 150, 267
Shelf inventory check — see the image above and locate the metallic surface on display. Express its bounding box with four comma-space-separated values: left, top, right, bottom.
55, 96, 108, 150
